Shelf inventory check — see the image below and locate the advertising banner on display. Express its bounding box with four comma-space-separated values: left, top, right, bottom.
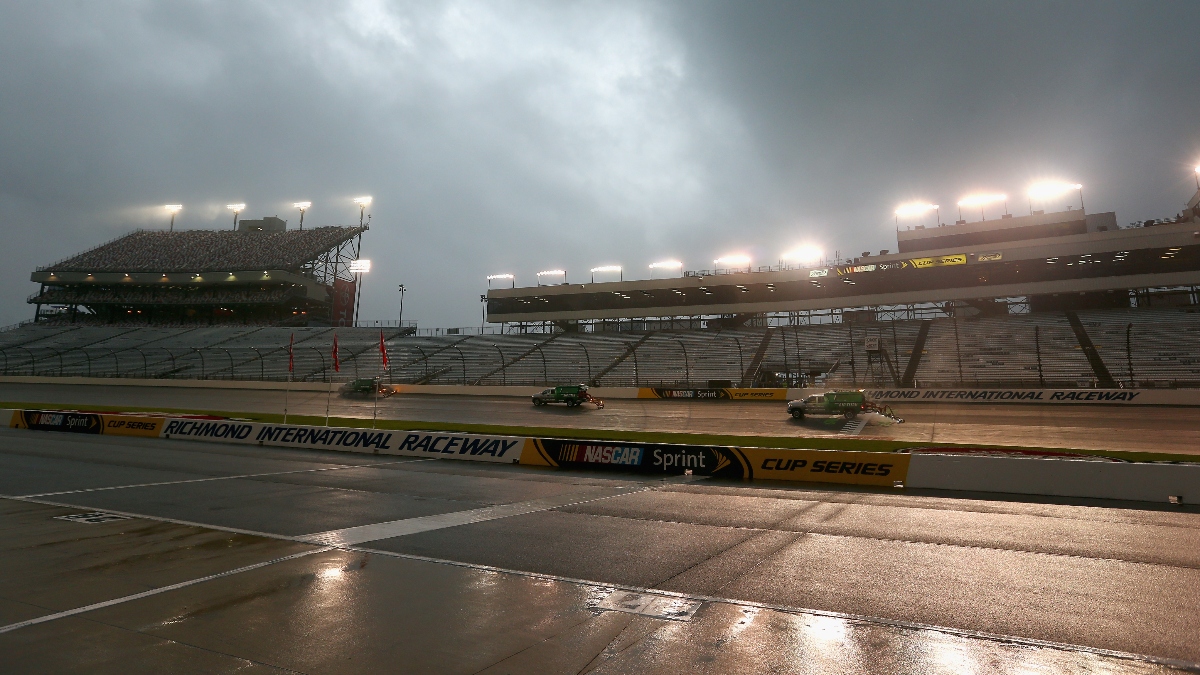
865, 389, 1148, 404
332, 278, 356, 327
637, 388, 789, 401
909, 254, 967, 269
521, 437, 910, 485
161, 418, 525, 463
9, 409, 165, 437
737, 448, 910, 486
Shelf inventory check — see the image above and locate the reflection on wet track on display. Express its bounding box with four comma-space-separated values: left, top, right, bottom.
1, 426, 1197, 673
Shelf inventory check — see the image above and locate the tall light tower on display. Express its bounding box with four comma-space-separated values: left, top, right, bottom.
293, 201, 311, 230
349, 259, 371, 325
353, 196, 372, 227
227, 203, 245, 230
398, 284, 406, 325
164, 204, 182, 232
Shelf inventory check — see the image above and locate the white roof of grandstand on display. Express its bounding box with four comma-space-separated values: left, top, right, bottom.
39, 227, 366, 273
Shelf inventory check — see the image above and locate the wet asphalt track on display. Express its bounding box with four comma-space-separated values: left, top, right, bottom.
2, 428, 1200, 673
1, 382, 1199, 454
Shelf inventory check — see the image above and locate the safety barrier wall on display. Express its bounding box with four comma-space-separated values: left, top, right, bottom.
5, 375, 1200, 406
7, 407, 1199, 503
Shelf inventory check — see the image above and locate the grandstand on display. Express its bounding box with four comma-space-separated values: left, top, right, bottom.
7, 187, 1200, 390
1, 306, 1198, 388
28, 221, 367, 326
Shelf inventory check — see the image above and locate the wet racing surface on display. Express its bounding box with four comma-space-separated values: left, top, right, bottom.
2, 382, 1200, 454
2, 428, 1199, 673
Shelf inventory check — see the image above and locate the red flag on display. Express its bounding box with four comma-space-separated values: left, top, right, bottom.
288, 333, 294, 373
332, 334, 340, 373
379, 329, 389, 369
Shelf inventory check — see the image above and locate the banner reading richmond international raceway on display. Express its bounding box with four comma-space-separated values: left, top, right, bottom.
160, 418, 524, 463
864, 389, 1148, 404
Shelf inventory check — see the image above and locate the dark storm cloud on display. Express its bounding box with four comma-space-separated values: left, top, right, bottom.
1, 1, 1198, 326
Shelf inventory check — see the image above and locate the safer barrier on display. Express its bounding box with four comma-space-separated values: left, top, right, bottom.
5, 408, 1198, 502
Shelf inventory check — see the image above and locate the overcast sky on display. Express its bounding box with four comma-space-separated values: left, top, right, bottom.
2, 1, 1199, 328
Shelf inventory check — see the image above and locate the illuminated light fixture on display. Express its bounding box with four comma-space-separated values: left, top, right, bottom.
649, 259, 683, 279
589, 265, 623, 282
349, 259, 371, 274
894, 202, 938, 218
164, 204, 183, 231
226, 203, 245, 230
293, 201, 311, 231
353, 196, 372, 227
956, 193, 1007, 220
487, 273, 515, 288
782, 245, 823, 266
536, 269, 566, 286
714, 255, 751, 267
957, 193, 1006, 208
1027, 181, 1084, 213
1194, 166, 1199, 189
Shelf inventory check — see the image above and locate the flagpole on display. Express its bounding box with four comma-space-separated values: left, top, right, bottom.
328, 333, 339, 428
284, 332, 294, 425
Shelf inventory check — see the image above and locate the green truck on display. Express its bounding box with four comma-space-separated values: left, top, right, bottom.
532, 384, 604, 408
787, 390, 869, 420
342, 378, 395, 397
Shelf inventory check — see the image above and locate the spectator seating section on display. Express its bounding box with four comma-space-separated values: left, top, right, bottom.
1, 307, 1198, 387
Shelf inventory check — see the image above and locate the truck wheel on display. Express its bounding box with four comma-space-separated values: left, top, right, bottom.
790, 410, 804, 419
844, 409, 858, 419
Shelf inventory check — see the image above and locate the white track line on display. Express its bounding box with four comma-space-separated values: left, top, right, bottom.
298, 487, 644, 546
3, 488, 1194, 669
0, 548, 328, 635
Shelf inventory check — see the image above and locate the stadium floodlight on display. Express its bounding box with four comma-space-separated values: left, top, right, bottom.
589, 265, 622, 282
226, 203, 245, 229
782, 245, 823, 266
164, 204, 182, 232
487, 273, 515, 288
956, 193, 1007, 220
1194, 166, 1199, 189
293, 201, 311, 230
349, 259, 371, 274
353, 196, 372, 227
714, 254, 751, 272
536, 269, 566, 286
894, 201, 940, 228
649, 259, 683, 279
1027, 181, 1084, 213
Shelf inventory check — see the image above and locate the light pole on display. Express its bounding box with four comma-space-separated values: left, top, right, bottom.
398, 284, 406, 325
353, 196, 372, 227
480, 294, 487, 333
487, 274, 515, 289
227, 203, 245, 230
1194, 166, 1199, 190
164, 204, 182, 232
349, 259, 370, 325
293, 201, 310, 230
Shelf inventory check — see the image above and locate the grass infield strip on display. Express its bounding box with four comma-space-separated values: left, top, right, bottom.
0, 400, 1192, 465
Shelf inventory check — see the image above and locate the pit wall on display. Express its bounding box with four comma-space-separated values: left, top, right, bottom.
2, 375, 1199, 406
7, 408, 1198, 504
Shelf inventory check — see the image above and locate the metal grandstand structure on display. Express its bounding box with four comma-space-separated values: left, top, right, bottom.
29, 224, 367, 326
